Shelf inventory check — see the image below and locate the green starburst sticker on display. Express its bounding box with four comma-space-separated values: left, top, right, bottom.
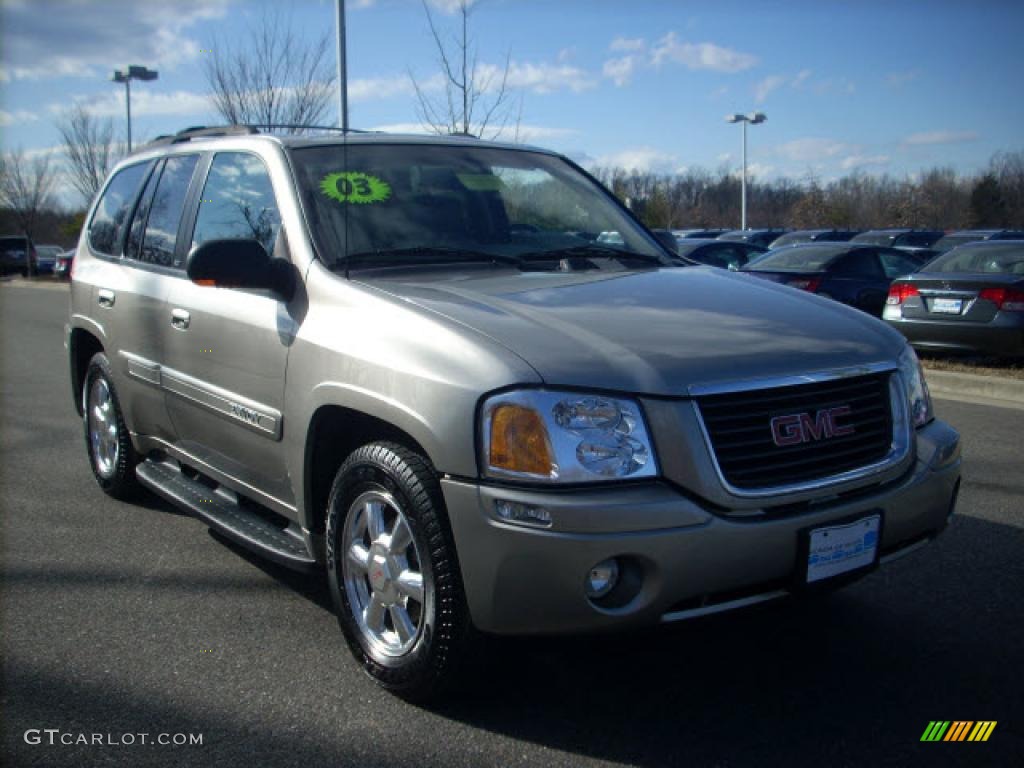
319, 172, 391, 204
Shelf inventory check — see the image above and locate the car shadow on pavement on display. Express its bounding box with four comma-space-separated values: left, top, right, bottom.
424, 513, 1021, 766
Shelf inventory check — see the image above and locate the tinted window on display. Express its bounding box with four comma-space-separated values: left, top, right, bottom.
896, 231, 941, 247
925, 243, 1024, 274
832, 250, 884, 277
125, 162, 161, 261
140, 155, 199, 268
745, 244, 846, 272
878, 250, 921, 278
89, 162, 151, 255
192, 153, 281, 256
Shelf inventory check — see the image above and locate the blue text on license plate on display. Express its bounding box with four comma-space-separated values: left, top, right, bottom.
806, 515, 880, 583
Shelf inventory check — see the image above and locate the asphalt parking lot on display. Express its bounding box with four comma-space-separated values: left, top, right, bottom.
1, 281, 1021, 768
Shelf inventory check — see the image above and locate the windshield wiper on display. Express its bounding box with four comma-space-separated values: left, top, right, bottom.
517, 244, 666, 265
343, 246, 522, 269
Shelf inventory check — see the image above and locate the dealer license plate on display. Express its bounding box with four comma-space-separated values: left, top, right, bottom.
805, 514, 880, 583
931, 298, 963, 314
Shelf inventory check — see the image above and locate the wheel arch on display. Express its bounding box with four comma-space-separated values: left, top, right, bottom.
69, 327, 105, 416
303, 403, 439, 543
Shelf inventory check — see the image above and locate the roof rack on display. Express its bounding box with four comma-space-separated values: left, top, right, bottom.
135, 124, 374, 153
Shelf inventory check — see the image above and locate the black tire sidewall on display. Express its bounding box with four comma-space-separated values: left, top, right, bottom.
83, 351, 139, 498
326, 442, 468, 698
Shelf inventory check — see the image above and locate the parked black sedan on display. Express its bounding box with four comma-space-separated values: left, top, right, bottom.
851, 228, 944, 249
931, 229, 1024, 254
767, 229, 861, 249
883, 240, 1024, 357
717, 228, 790, 247
674, 238, 766, 270
740, 243, 923, 316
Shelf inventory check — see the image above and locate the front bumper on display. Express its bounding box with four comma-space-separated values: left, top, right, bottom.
443, 418, 960, 635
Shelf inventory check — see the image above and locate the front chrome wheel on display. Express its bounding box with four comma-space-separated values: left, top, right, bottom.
342, 490, 427, 658
87, 377, 119, 478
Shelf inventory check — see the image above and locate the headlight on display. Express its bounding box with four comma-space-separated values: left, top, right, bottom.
898, 346, 933, 428
480, 390, 658, 482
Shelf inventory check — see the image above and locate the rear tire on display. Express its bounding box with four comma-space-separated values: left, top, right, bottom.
326, 441, 472, 701
83, 352, 141, 499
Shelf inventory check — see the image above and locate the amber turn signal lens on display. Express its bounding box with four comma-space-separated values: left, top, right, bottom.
489, 404, 554, 476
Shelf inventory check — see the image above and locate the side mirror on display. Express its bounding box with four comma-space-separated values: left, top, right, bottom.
650, 228, 680, 255
187, 238, 294, 299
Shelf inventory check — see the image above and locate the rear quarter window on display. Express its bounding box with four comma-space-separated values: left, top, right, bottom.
89, 162, 152, 256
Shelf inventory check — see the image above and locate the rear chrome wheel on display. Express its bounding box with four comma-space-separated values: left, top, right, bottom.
342, 490, 428, 658
87, 378, 119, 479
82, 351, 141, 499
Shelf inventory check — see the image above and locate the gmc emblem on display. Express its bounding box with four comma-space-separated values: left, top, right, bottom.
770, 406, 855, 447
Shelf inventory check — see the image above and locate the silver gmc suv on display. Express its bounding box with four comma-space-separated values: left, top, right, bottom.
67, 126, 961, 699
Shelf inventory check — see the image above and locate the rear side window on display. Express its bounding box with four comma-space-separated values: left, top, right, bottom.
192, 152, 281, 257
89, 162, 152, 256
140, 154, 200, 268
832, 251, 884, 277
879, 250, 921, 278
125, 162, 161, 261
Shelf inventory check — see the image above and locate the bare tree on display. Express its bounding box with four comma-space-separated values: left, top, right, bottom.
56, 104, 121, 206
203, 10, 336, 133
0, 148, 57, 276
410, 0, 514, 139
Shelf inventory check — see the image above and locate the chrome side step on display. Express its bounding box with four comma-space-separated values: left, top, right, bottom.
136, 459, 316, 573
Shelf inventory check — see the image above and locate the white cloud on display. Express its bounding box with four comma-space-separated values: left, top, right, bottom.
348, 74, 423, 101
840, 154, 890, 170
369, 122, 577, 143
773, 138, 850, 163
0, 0, 230, 82
603, 56, 637, 87
886, 70, 919, 87
610, 37, 646, 52
903, 130, 979, 146
428, 0, 478, 12
0, 109, 40, 127
351, 0, 378, 8
592, 147, 680, 174
52, 89, 212, 119
650, 32, 757, 73
754, 69, 814, 103
491, 60, 596, 94
754, 75, 786, 104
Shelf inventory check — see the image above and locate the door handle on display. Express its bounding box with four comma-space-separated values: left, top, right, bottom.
97, 289, 115, 308
170, 308, 191, 330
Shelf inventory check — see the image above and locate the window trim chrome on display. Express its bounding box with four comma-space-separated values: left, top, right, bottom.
690, 362, 912, 499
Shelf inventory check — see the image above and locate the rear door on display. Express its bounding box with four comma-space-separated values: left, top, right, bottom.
162, 150, 297, 508
824, 250, 888, 314
84, 158, 181, 441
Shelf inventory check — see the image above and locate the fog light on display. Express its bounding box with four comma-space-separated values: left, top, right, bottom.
494, 499, 552, 528
585, 558, 620, 599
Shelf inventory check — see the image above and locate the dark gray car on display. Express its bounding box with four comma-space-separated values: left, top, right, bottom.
66, 126, 961, 699
884, 240, 1024, 357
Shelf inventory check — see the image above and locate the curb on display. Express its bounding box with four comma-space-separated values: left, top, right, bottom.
923, 368, 1024, 405
0, 277, 70, 291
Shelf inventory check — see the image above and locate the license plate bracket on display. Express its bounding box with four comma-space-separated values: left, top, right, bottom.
796, 511, 883, 588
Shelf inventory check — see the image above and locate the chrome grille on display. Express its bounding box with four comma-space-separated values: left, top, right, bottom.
696, 372, 895, 491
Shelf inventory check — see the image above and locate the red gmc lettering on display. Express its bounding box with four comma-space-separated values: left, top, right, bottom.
771, 406, 854, 446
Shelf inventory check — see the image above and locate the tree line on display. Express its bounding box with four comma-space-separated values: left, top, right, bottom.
591, 150, 1024, 232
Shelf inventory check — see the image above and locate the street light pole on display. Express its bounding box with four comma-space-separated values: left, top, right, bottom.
111, 65, 159, 152
725, 111, 766, 230
336, 0, 349, 131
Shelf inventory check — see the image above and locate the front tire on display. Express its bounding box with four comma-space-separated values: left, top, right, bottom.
83, 351, 141, 499
326, 442, 472, 701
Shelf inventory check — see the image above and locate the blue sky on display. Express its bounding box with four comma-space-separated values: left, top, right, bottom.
2, 0, 1022, 205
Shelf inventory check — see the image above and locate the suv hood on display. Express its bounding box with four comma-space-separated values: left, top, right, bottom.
362, 266, 905, 395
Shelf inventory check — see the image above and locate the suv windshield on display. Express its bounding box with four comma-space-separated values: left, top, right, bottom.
290, 142, 666, 270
